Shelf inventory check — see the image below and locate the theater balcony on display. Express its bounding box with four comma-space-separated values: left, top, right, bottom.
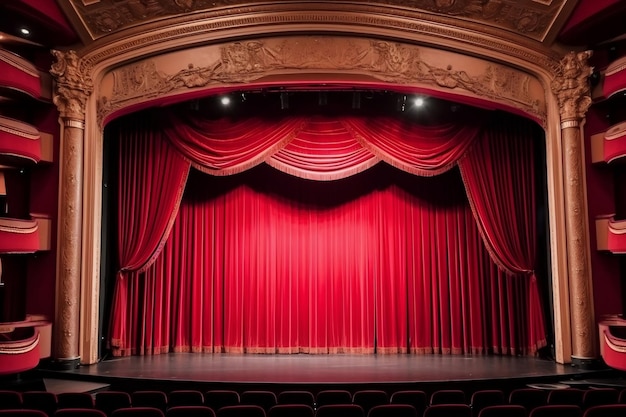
0, 217, 39, 253
0, 115, 48, 166
595, 215, 626, 254
599, 315, 626, 372
591, 121, 626, 164
603, 56, 626, 100
0, 48, 49, 101
0, 315, 52, 376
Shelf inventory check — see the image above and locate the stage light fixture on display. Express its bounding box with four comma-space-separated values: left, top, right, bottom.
188, 99, 200, 111
280, 92, 289, 109
352, 92, 361, 109
318, 92, 328, 106
397, 95, 407, 112
413, 97, 425, 107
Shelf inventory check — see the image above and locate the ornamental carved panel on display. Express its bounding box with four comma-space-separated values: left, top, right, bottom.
64, 0, 570, 43
97, 36, 546, 127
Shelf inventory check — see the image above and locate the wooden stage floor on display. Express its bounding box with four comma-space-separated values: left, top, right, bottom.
38, 353, 620, 392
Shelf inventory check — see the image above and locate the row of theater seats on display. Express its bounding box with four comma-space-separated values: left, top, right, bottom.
3, 404, 626, 417
1, 388, 626, 417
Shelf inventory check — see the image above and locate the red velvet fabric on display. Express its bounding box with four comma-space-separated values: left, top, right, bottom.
109, 115, 191, 353
267, 117, 379, 180
458, 115, 546, 351
109, 108, 547, 356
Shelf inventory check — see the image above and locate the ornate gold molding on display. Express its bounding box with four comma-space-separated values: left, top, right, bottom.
550, 50, 593, 123
51, 50, 94, 121
77, 8, 561, 74
97, 37, 546, 127
66, 0, 568, 43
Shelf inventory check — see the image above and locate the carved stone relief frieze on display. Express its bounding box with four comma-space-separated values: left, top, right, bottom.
97, 36, 546, 127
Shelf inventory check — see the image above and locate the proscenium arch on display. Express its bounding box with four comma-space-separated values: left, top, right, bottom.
75, 15, 572, 365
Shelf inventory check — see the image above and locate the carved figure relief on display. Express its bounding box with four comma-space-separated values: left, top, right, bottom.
98, 37, 545, 126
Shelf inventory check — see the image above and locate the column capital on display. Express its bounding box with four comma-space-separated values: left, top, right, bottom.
50, 50, 94, 122
551, 50, 594, 126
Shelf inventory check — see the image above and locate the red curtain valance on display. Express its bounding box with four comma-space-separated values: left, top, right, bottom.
162, 110, 486, 180
267, 118, 379, 180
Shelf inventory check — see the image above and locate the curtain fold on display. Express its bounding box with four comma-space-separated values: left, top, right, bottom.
109, 114, 191, 356
458, 113, 547, 352
162, 111, 307, 175
343, 112, 484, 176
109, 108, 547, 356
267, 117, 379, 180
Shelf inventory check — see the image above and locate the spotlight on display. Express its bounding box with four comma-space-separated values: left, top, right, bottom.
220, 96, 231, 106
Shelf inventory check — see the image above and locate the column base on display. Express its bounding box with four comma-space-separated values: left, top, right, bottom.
44, 357, 81, 371
571, 356, 605, 370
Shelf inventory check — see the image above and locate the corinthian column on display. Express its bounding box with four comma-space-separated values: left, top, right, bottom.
50, 50, 93, 368
551, 50, 597, 366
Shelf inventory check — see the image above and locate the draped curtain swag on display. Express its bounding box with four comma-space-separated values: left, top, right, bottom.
109, 107, 546, 356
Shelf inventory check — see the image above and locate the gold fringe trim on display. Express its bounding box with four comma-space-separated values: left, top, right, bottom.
342, 118, 477, 178
265, 157, 380, 181
174, 117, 310, 177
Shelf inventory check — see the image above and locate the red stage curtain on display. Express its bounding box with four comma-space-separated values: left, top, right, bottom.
458, 113, 547, 352
162, 112, 308, 175
162, 110, 485, 180
267, 118, 379, 180
343, 114, 484, 176
127, 166, 542, 355
109, 115, 191, 356
108, 108, 547, 356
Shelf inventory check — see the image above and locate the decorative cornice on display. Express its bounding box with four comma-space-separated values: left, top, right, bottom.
97, 37, 547, 127
50, 50, 94, 122
551, 50, 594, 124
67, 0, 567, 43
79, 9, 561, 75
